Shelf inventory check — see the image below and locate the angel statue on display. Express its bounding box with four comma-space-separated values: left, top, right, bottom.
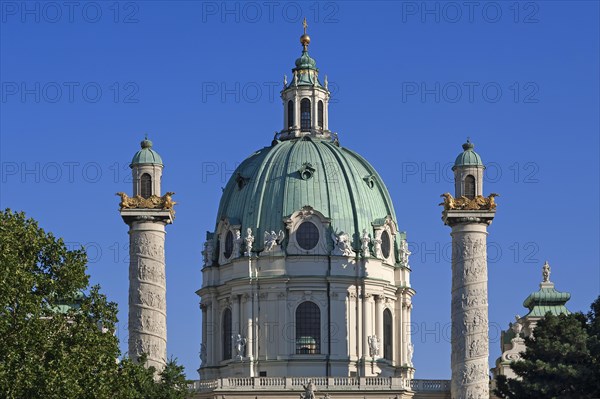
361, 229, 371, 258
511, 315, 523, 335
368, 335, 380, 357
244, 228, 254, 256
542, 261, 551, 283
264, 230, 285, 252
300, 380, 316, 399
399, 239, 411, 265
233, 333, 247, 360
231, 229, 243, 259
331, 231, 355, 256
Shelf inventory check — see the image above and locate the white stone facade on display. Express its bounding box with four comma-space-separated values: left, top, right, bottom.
197, 215, 415, 381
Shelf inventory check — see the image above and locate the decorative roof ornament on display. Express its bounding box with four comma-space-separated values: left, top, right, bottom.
300, 17, 310, 51
439, 192, 499, 211
292, 18, 318, 75
542, 261, 551, 283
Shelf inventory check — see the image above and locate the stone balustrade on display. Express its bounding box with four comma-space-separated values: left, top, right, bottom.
409, 379, 451, 391
189, 378, 450, 392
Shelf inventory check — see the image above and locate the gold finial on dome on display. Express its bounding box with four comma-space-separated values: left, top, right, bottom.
300, 17, 310, 51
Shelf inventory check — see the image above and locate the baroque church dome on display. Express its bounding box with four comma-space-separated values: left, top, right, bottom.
198, 20, 415, 384
215, 136, 402, 254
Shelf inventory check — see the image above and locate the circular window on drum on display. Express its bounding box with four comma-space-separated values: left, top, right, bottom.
381, 230, 391, 259
296, 221, 319, 250
224, 230, 234, 259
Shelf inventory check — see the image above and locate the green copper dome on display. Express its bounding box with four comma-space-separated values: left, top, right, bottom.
131, 137, 163, 167
453, 139, 483, 168
215, 137, 401, 254
295, 50, 317, 71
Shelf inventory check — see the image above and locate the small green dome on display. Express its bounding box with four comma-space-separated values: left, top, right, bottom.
131, 137, 163, 167
295, 50, 317, 70
453, 139, 483, 168
215, 137, 401, 254
286, 50, 322, 88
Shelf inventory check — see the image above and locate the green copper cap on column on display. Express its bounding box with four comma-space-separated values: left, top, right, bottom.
453, 138, 483, 168
131, 135, 163, 167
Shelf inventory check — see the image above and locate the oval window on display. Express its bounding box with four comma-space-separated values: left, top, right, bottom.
297, 221, 319, 250
224, 231, 234, 259
381, 230, 391, 259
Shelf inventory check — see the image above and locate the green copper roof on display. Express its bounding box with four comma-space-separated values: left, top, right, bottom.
215, 137, 400, 255
285, 50, 322, 88
523, 283, 571, 318
453, 139, 483, 168
47, 291, 85, 315
295, 50, 317, 71
131, 137, 163, 167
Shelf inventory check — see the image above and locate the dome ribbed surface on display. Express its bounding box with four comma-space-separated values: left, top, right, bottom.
131, 139, 163, 166
453, 140, 483, 167
215, 138, 399, 250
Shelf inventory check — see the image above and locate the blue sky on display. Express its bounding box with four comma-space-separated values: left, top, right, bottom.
1, 1, 598, 380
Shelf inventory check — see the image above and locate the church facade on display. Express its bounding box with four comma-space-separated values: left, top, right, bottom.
115, 22, 571, 399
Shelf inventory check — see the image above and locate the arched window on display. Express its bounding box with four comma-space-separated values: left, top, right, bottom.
383, 309, 393, 360
222, 308, 232, 360
287, 100, 294, 128
464, 175, 476, 199
381, 231, 391, 259
140, 173, 152, 198
223, 231, 234, 259
296, 301, 320, 354
300, 98, 311, 131
318, 101, 324, 128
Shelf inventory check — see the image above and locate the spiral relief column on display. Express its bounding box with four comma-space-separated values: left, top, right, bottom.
441, 140, 497, 399
127, 221, 170, 371
119, 137, 175, 372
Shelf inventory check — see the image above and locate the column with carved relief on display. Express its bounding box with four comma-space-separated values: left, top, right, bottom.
441, 140, 496, 399
122, 212, 172, 372
119, 137, 174, 373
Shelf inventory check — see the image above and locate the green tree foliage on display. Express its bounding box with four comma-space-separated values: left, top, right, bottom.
0, 209, 189, 399
495, 296, 600, 399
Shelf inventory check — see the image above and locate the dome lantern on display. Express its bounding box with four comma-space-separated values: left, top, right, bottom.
279, 18, 332, 142
452, 138, 485, 199
130, 135, 164, 198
